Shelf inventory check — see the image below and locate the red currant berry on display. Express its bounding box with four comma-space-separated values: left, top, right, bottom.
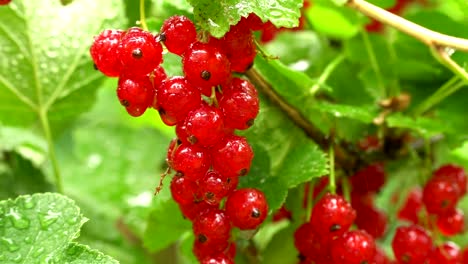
373, 247, 392, 264
199, 171, 231, 206
211, 135, 254, 177
357, 135, 382, 152
222, 77, 258, 97
170, 175, 200, 205
354, 203, 388, 239
90, 29, 124, 77
241, 14, 264, 31
183, 42, 231, 96
350, 163, 386, 194
423, 176, 461, 215
272, 205, 292, 222
156, 76, 202, 125
193, 208, 232, 247
397, 187, 423, 224
160, 15, 197, 55
225, 176, 239, 195
225, 188, 268, 230
219, 82, 259, 130
193, 237, 230, 261
436, 208, 465, 236
200, 253, 234, 264
392, 225, 433, 264
462, 247, 468, 263
171, 143, 211, 181
117, 75, 154, 117
227, 242, 236, 259
330, 230, 376, 264
119, 27, 163, 76
0, 0, 12, 5
427, 242, 462, 264
310, 193, 356, 239
178, 200, 213, 221
149, 65, 167, 90
433, 164, 467, 196
294, 222, 330, 260
183, 104, 225, 146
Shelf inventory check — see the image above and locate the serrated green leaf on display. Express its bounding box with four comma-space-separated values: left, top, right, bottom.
261, 224, 297, 264
52, 242, 118, 264
0, 0, 124, 132
0, 193, 117, 263
186, 0, 303, 37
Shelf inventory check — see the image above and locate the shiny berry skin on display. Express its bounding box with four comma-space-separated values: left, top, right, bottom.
90, 29, 124, 77
272, 205, 292, 222
225, 188, 268, 230
119, 27, 163, 76
156, 76, 201, 124
398, 187, 423, 224
178, 200, 214, 221
330, 230, 376, 264
171, 143, 210, 181
436, 208, 465, 236
350, 163, 386, 194
211, 135, 254, 177
373, 247, 392, 264
199, 171, 231, 206
294, 222, 330, 260
462, 247, 468, 263
242, 14, 264, 31
149, 65, 167, 92
170, 175, 199, 205
222, 77, 258, 97
392, 225, 433, 264
310, 193, 356, 239
200, 253, 234, 264
183, 104, 225, 146
427, 242, 462, 264
193, 238, 230, 261
193, 208, 232, 247
117, 75, 154, 117
423, 177, 461, 215
183, 42, 231, 96
433, 164, 467, 196
160, 15, 197, 55
219, 82, 259, 130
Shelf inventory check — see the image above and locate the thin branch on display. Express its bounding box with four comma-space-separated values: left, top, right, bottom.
245, 68, 329, 149
431, 46, 468, 84
346, 0, 468, 52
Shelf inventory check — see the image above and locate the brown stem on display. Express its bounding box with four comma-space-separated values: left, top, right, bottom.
245, 68, 329, 149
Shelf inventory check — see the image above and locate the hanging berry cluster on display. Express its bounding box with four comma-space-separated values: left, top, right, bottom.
90, 15, 269, 263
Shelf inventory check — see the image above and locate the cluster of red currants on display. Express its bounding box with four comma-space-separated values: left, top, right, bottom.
393, 164, 467, 263
90, 14, 269, 263
290, 162, 468, 263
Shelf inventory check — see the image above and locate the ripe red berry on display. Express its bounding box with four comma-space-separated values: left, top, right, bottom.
183, 42, 231, 96
423, 176, 461, 215
149, 65, 167, 93
427, 242, 462, 264
354, 203, 388, 239
462, 247, 468, 263
242, 14, 264, 31
170, 175, 200, 205
310, 193, 356, 239
222, 77, 258, 97
160, 15, 197, 56
90, 29, 124, 77
350, 163, 386, 194
373, 247, 392, 264
116, 75, 154, 117
199, 171, 232, 206
193, 238, 230, 261
272, 205, 292, 222
156, 76, 202, 125
200, 253, 234, 264
433, 164, 467, 196
392, 225, 433, 264
225, 188, 268, 230
0, 0, 12, 5
183, 104, 225, 146
330, 230, 376, 264
211, 135, 254, 177
178, 200, 214, 221
294, 222, 330, 260
398, 187, 423, 224
219, 82, 259, 130
119, 27, 163, 76
193, 208, 232, 247
436, 208, 465, 236
171, 143, 211, 181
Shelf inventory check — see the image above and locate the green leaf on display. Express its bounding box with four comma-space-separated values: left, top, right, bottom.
186, 0, 303, 37
386, 113, 449, 138
0, 151, 54, 200
0, 193, 117, 263
0, 0, 124, 132
261, 224, 297, 264
306, 3, 363, 39
309, 101, 377, 123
